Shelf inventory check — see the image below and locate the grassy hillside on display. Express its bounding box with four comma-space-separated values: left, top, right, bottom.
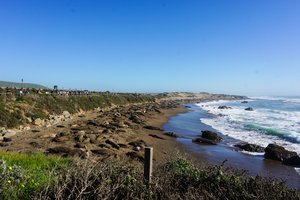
0, 93, 155, 128
0, 81, 48, 89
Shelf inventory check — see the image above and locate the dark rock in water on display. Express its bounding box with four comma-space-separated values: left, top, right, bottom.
105, 139, 120, 149
185, 105, 191, 108
164, 132, 179, 138
265, 144, 297, 161
201, 130, 222, 142
193, 130, 222, 145
218, 106, 232, 109
126, 151, 144, 162
234, 143, 265, 153
143, 125, 163, 131
245, 107, 254, 111
193, 137, 219, 145
241, 101, 249, 104
282, 156, 300, 167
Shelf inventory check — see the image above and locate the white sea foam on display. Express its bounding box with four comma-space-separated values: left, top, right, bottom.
239, 150, 265, 156
250, 96, 300, 103
295, 168, 300, 176
196, 100, 300, 155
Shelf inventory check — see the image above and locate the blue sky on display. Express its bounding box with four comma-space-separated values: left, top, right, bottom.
0, 0, 299, 96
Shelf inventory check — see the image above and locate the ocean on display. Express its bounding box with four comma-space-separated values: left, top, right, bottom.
163, 96, 300, 187
197, 96, 300, 155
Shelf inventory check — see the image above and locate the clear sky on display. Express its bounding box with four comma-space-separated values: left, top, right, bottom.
0, 0, 299, 96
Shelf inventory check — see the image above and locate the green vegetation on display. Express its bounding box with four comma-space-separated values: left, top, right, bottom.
0, 151, 71, 200
0, 153, 299, 200
0, 93, 155, 128
0, 81, 48, 89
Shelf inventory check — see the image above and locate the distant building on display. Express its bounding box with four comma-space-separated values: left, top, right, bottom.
54, 85, 58, 90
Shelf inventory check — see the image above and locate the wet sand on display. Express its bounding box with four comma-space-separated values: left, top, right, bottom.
163, 103, 300, 189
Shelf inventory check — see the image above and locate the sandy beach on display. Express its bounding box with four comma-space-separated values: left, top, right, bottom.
2, 97, 299, 189
1, 101, 190, 166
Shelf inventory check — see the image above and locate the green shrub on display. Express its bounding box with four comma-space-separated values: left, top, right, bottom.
0, 151, 71, 200
35, 158, 300, 200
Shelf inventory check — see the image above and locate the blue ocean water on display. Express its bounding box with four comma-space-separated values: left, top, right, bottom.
163, 99, 300, 187
197, 96, 300, 154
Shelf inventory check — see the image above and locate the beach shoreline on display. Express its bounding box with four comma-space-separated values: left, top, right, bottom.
1, 97, 299, 189
163, 102, 300, 189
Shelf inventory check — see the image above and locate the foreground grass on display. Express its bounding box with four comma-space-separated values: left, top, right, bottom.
38, 158, 300, 200
0, 151, 71, 200
1, 151, 299, 200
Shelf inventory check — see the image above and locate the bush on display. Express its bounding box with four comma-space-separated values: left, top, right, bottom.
35, 158, 300, 200
0, 151, 71, 200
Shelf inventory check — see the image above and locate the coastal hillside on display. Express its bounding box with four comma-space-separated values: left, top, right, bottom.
0, 91, 244, 129
0, 81, 48, 89
0, 93, 155, 128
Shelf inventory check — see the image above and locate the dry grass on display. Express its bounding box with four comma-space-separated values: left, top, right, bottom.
34, 158, 300, 200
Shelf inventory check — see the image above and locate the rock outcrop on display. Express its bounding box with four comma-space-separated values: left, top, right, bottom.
234, 143, 265, 153
193, 130, 222, 145
245, 107, 254, 111
218, 106, 232, 109
264, 144, 297, 161
282, 155, 300, 167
